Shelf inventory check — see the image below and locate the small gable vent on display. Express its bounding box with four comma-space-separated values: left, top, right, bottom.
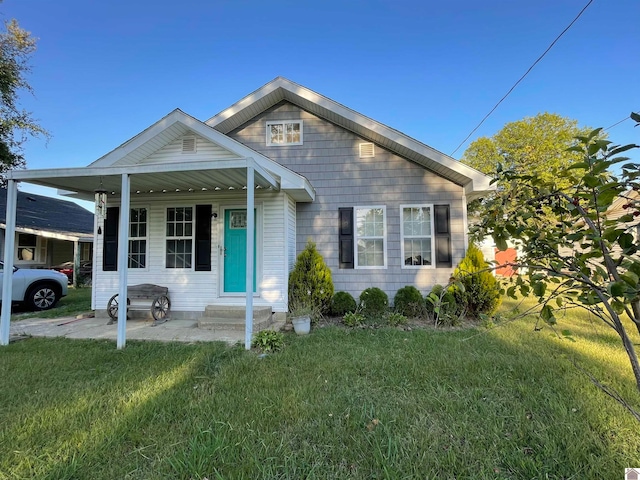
359, 142, 375, 158
182, 136, 196, 154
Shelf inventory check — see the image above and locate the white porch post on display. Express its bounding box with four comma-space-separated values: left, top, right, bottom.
0, 179, 17, 346
117, 174, 131, 349
245, 158, 255, 350
72, 240, 80, 287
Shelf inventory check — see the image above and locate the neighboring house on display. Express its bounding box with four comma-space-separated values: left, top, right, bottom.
0, 189, 93, 282
0, 77, 493, 335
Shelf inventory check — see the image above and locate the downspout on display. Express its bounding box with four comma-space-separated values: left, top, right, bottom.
0, 179, 17, 346
245, 158, 255, 350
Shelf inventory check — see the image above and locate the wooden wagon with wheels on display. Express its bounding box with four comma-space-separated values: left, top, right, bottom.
107, 284, 171, 326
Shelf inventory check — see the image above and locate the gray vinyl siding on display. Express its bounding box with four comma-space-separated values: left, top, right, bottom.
228, 102, 466, 300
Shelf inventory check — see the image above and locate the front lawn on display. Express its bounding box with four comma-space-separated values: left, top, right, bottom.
1, 300, 639, 478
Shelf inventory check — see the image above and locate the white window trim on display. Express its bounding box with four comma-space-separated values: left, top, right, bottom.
15, 233, 46, 264
400, 204, 436, 269
266, 120, 303, 146
354, 205, 387, 269
128, 206, 149, 270
165, 205, 194, 269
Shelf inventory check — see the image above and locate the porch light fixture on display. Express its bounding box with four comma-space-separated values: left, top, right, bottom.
214, 187, 221, 191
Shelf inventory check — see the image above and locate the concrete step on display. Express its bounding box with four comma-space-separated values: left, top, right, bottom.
202, 305, 272, 322
198, 316, 272, 332
198, 306, 273, 332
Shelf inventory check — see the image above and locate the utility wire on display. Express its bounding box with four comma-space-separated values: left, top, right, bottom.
450, 0, 594, 156
604, 114, 634, 131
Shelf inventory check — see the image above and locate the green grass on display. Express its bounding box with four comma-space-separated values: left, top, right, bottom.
11, 286, 92, 321
1, 298, 640, 479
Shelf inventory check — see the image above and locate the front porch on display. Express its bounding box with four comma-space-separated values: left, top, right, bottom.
9, 310, 286, 345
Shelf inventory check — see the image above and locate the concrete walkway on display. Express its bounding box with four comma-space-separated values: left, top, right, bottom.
8, 315, 251, 345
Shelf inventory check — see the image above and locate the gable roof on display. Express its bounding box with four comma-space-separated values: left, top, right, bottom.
206, 77, 493, 200
0, 189, 94, 237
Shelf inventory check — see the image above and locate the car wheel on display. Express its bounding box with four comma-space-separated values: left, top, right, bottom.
26, 284, 59, 311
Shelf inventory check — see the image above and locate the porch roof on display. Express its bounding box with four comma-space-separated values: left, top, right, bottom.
7, 156, 315, 203
7, 108, 315, 203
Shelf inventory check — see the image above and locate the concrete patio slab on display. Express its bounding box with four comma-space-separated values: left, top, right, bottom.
8, 315, 251, 345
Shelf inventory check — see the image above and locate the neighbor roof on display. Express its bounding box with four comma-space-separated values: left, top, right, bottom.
0, 189, 94, 236
207, 76, 494, 200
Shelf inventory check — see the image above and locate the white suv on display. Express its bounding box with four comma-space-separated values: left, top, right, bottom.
0, 262, 69, 310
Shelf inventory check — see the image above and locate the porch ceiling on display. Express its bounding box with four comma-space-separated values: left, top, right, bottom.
8, 159, 281, 202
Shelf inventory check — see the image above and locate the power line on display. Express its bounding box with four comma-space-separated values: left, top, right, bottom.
450, 0, 594, 156
604, 114, 635, 131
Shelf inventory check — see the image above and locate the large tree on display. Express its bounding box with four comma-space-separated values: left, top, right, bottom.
0, 17, 47, 182
462, 113, 595, 187
472, 115, 640, 420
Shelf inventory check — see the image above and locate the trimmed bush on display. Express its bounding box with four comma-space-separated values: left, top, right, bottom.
331, 291, 357, 316
393, 285, 425, 318
288, 240, 334, 314
452, 243, 502, 317
359, 287, 389, 318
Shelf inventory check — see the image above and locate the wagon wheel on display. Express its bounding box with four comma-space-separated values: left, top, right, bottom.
151, 295, 171, 323
107, 294, 120, 322
107, 294, 130, 324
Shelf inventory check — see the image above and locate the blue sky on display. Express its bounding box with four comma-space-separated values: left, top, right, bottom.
3, 0, 639, 209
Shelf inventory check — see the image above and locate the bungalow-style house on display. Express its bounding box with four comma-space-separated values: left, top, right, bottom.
0, 189, 93, 283
0, 77, 493, 348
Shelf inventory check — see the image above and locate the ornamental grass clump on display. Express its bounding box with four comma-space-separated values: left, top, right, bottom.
288, 240, 334, 314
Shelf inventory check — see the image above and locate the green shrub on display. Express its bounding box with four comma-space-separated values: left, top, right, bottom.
359, 287, 389, 319
288, 240, 334, 314
425, 284, 461, 327
252, 330, 285, 353
452, 243, 502, 318
343, 312, 365, 327
393, 285, 425, 317
331, 291, 357, 316
386, 312, 408, 327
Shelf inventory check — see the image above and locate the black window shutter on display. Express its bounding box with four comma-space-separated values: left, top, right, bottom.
339, 208, 354, 269
434, 205, 452, 268
195, 204, 212, 271
103, 207, 119, 271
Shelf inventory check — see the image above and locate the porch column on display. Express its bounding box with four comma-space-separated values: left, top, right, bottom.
462, 192, 469, 251
117, 173, 131, 349
245, 158, 255, 350
72, 240, 80, 287
0, 179, 17, 345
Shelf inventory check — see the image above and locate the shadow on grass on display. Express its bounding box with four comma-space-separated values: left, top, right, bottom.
1, 325, 640, 479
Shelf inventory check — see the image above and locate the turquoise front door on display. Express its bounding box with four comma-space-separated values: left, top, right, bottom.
223, 209, 257, 293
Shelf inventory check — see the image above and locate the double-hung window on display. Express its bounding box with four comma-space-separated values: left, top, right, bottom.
401, 205, 434, 267
266, 120, 303, 146
128, 208, 147, 268
354, 206, 387, 268
17, 233, 46, 263
166, 207, 193, 268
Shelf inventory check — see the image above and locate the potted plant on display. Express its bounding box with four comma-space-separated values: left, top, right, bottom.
288, 300, 314, 335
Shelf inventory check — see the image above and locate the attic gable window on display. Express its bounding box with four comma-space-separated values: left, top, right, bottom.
266, 120, 303, 146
